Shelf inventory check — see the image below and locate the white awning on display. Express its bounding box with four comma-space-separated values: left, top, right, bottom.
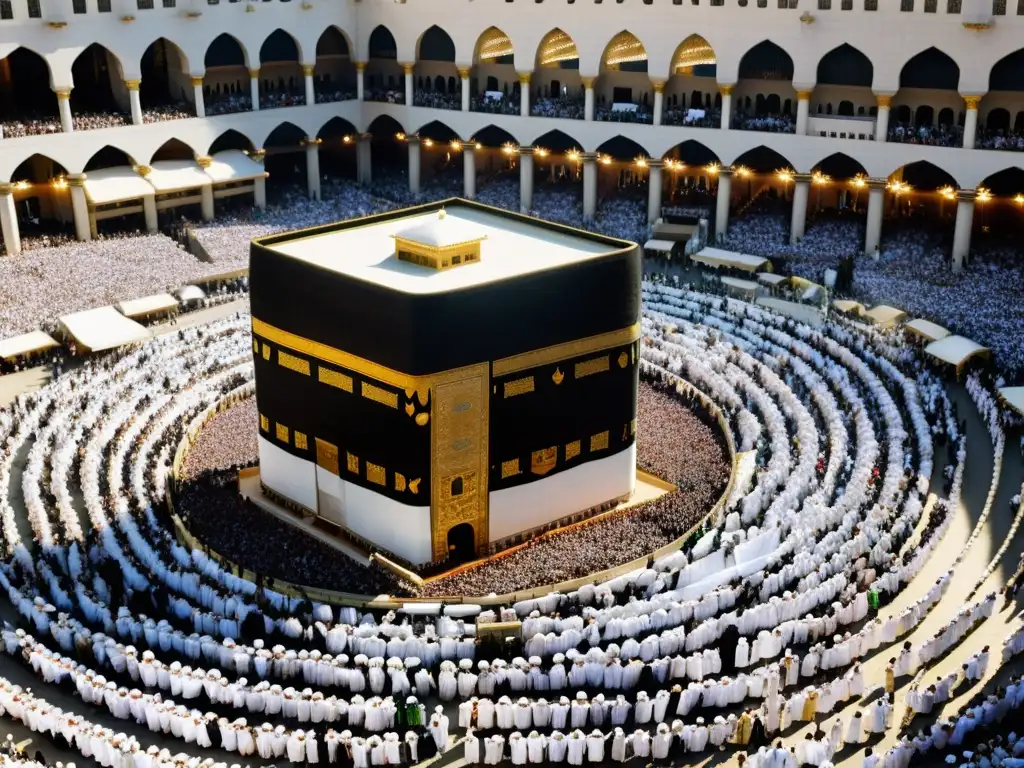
83, 167, 155, 205
801, 285, 823, 303
758, 273, 788, 286
905, 318, 951, 343
116, 293, 178, 318
721, 276, 759, 294
692, 247, 770, 273
59, 306, 151, 352
863, 305, 907, 327
832, 299, 865, 315
643, 239, 674, 253
0, 330, 59, 361
999, 387, 1024, 417
398, 603, 443, 615
925, 335, 991, 368
176, 285, 207, 301
147, 160, 212, 194
203, 150, 268, 184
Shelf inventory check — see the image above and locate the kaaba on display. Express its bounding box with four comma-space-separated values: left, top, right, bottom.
249, 199, 641, 567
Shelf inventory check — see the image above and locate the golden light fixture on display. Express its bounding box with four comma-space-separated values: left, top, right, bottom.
567, 150, 580, 162
535, 147, 549, 158
600, 155, 612, 165
603, 31, 647, 68
671, 34, 716, 74
502, 142, 518, 155
938, 185, 955, 200
538, 29, 578, 67
477, 26, 513, 61
706, 163, 719, 176
423, 138, 434, 148
51, 177, 68, 189
13, 180, 31, 191
1015, 193, 1024, 205
475, 142, 482, 150
850, 175, 866, 189
736, 166, 750, 178
776, 169, 793, 183
342, 135, 352, 144
887, 180, 911, 195
977, 187, 992, 203
635, 156, 647, 168
812, 171, 830, 185
395, 132, 406, 141
450, 140, 462, 151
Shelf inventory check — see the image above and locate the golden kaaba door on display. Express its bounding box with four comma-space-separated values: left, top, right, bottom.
430, 363, 490, 562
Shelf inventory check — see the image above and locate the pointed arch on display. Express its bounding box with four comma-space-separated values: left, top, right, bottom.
893, 160, 958, 192
899, 47, 959, 90
368, 114, 405, 137
368, 25, 398, 60
730, 145, 794, 174
663, 139, 720, 167
84, 146, 136, 172
600, 31, 648, 73
669, 34, 716, 76
596, 135, 651, 160
416, 119, 461, 143
988, 48, 1024, 92
0, 47, 56, 120
987, 107, 1010, 132
810, 152, 867, 181
816, 44, 872, 88
263, 121, 307, 149
71, 44, 126, 114
260, 29, 301, 64
529, 128, 582, 153
318, 116, 358, 140
140, 38, 191, 109
472, 125, 519, 148
151, 138, 197, 163
8, 154, 69, 184
417, 26, 456, 63
535, 28, 579, 69
979, 167, 1024, 196
208, 129, 255, 155
205, 33, 247, 69
738, 40, 793, 81
474, 27, 514, 65
316, 27, 351, 59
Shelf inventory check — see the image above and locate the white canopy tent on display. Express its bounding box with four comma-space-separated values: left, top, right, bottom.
925, 335, 991, 370
863, 305, 907, 327
757, 273, 788, 287
832, 299, 865, 315
721, 276, 760, 296
116, 293, 178, 318
82, 167, 155, 205
905, 318, 951, 343
0, 330, 59, 361
999, 387, 1024, 417
176, 285, 207, 301
202, 150, 268, 184
692, 247, 771, 274
58, 306, 151, 352
643, 239, 674, 254
146, 160, 212, 194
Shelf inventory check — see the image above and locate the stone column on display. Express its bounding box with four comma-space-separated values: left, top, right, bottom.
652, 80, 664, 126
962, 95, 982, 150
142, 195, 158, 233
458, 67, 470, 111
249, 68, 260, 110
463, 143, 476, 199
582, 152, 597, 222
302, 64, 316, 106
864, 179, 886, 255
519, 146, 534, 213
191, 75, 205, 118
952, 189, 975, 272
647, 159, 664, 225
402, 63, 414, 105
253, 170, 267, 210
355, 61, 366, 101
0, 184, 22, 256
304, 137, 322, 200
200, 185, 215, 221
56, 88, 74, 133
715, 167, 733, 238
518, 71, 531, 117
408, 135, 421, 195
68, 174, 90, 241
790, 173, 811, 243
582, 77, 595, 121
125, 79, 143, 125
718, 84, 733, 130
795, 89, 811, 136
357, 133, 372, 186
874, 94, 892, 143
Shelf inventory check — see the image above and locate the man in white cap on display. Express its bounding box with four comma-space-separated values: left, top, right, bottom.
429, 705, 449, 753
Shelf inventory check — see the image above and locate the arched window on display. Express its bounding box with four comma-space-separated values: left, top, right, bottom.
451, 477, 464, 496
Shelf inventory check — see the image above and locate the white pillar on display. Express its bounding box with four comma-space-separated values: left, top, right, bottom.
249, 68, 260, 110
582, 153, 597, 222
402, 63, 414, 105
191, 75, 205, 118
583, 77, 595, 121
200, 185, 215, 221
790, 175, 810, 243
647, 160, 663, 226
357, 133, 372, 186
302, 64, 316, 106
952, 190, 975, 272
355, 62, 366, 101
408, 136, 421, 196
715, 168, 733, 238
254, 174, 267, 209
56, 88, 74, 133
652, 81, 664, 126
458, 67, 470, 111
962, 95, 982, 150
519, 147, 534, 213
0, 186, 22, 256
305, 138, 322, 200
519, 72, 531, 118
126, 80, 143, 125
864, 180, 885, 255
463, 144, 476, 199
68, 175, 90, 241
874, 94, 892, 142
143, 195, 158, 233
719, 85, 733, 130
795, 90, 811, 136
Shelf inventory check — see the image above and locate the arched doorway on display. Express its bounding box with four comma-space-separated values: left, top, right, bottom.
446, 523, 476, 562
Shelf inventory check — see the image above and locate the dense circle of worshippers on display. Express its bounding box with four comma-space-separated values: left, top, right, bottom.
1, 268, 1023, 768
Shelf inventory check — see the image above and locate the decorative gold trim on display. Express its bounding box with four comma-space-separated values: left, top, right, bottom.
652, 80, 665, 94
395, 473, 407, 492
55, 88, 72, 100
318, 366, 353, 392
718, 84, 734, 96
580, 76, 596, 89
366, 462, 386, 487
195, 155, 212, 168
565, 440, 581, 461
618, 351, 629, 369
876, 94, 892, 108
574, 355, 609, 380
355, 61, 367, 72
457, 67, 470, 79
531, 447, 557, 476
501, 458, 521, 479
278, 349, 310, 376
401, 63, 415, 76
552, 367, 565, 385
119, 14, 134, 22
796, 90, 812, 100
260, 414, 269, 432
517, 71, 532, 84
409, 478, 421, 494
294, 432, 308, 450
415, 412, 430, 427
47, 20, 68, 28
362, 381, 399, 409
124, 79, 141, 91
590, 431, 609, 452
249, 68, 260, 79
252, 339, 259, 354
346, 452, 359, 473
963, 95, 981, 110
799, 11, 815, 23
315, 438, 339, 474
503, 376, 535, 398
301, 64, 315, 77
275, 423, 289, 442
962, 20, 993, 29
262, 344, 271, 361
494, 323, 639, 377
